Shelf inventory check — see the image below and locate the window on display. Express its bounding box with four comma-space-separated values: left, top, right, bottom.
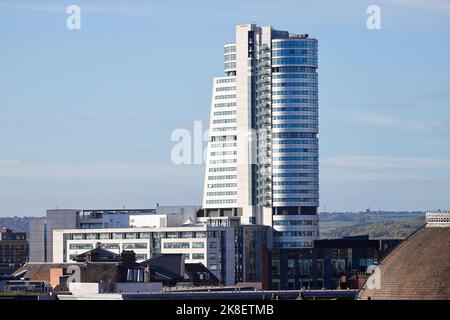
163, 242, 190, 249
166, 232, 179, 239
100, 243, 119, 250
122, 243, 147, 249
195, 232, 206, 238
209, 242, 217, 249
272, 259, 280, 275
192, 242, 205, 248
181, 232, 193, 238
69, 243, 93, 250
192, 253, 204, 260
85, 233, 97, 240
73, 234, 84, 240
125, 233, 138, 239
135, 254, 148, 260
139, 233, 151, 239
209, 264, 217, 270
287, 259, 295, 277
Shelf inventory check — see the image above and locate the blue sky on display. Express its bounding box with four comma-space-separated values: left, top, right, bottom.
0, 0, 450, 216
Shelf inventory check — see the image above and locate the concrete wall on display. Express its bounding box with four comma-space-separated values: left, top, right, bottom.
46, 209, 79, 262
115, 282, 162, 293
28, 217, 47, 262
68, 282, 100, 295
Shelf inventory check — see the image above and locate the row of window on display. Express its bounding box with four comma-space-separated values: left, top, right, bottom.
273, 132, 316, 138
272, 58, 317, 65
272, 82, 317, 87
211, 135, 237, 142
215, 94, 236, 100
212, 127, 236, 132
70, 231, 209, 241
69, 242, 149, 250
214, 102, 237, 108
216, 77, 236, 83
272, 90, 318, 96
206, 191, 237, 196
205, 199, 237, 204
273, 181, 319, 186
207, 175, 237, 180
272, 73, 317, 80
213, 118, 236, 124
274, 231, 319, 237
209, 159, 237, 164
216, 86, 236, 92
273, 148, 318, 153
211, 142, 237, 148
224, 62, 236, 69
272, 107, 317, 112
273, 241, 313, 248
163, 241, 205, 249
210, 151, 236, 156
273, 156, 318, 161
224, 46, 236, 53
213, 110, 236, 116
273, 140, 318, 145
272, 66, 316, 73
208, 166, 237, 172
272, 124, 318, 129
273, 198, 318, 203
272, 173, 318, 178
272, 189, 318, 194
272, 49, 317, 57
207, 183, 237, 188
224, 54, 236, 61
272, 115, 318, 120
272, 41, 317, 49
273, 165, 318, 169
272, 99, 318, 104
273, 219, 318, 226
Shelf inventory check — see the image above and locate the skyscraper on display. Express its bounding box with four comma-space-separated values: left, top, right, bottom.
202, 24, 319, 249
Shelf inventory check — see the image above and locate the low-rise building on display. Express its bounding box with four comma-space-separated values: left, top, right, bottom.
0, 228, 28, 274
52, 224, 235, 285
266, 235, 401, 290
28, 206, 200, 262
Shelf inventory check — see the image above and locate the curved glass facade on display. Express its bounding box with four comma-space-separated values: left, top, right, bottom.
270, 38, 319, 211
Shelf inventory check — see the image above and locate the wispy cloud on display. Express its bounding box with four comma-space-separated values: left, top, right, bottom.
0, 160, 203, 183
350, 112, 433, 131
383, 0, 450, 13
321, 155, 450, 168
0, 2, 229, 17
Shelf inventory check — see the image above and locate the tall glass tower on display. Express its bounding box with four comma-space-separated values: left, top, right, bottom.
202, 24, 319, 249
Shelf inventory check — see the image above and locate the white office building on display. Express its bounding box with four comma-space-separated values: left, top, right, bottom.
52, 225, 235, 286
202, 24, 319, 248
29, 207, 199, 262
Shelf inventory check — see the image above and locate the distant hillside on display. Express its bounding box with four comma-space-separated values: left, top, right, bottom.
320, 216, 426, 239
0, 217, 30, 235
